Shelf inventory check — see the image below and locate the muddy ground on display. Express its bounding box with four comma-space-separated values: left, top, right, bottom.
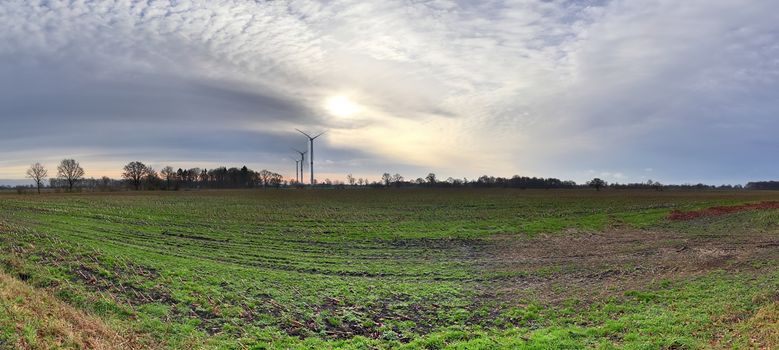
481, 227, 779, 303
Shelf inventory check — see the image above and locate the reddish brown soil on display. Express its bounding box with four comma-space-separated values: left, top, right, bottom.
668, 201, 779, 221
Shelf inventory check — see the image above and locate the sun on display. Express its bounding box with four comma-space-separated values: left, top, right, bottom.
325, 95, 360, 117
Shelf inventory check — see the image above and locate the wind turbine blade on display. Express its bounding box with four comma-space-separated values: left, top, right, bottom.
312, 131, 327, 139
295, 128, 312, 139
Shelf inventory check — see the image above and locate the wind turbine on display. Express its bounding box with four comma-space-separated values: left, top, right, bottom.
296, 129, 325, 185
294, 159, 300, 183
292, 148, 307, 185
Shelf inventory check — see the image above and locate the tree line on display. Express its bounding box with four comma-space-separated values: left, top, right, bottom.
11, 159, 757, 193
121, 161, 284, 190
745, 181, 779, 190
368, 172, 580, 189
20, 159, 286, 192
353, 174, 746, 191
365, 173, 606, 190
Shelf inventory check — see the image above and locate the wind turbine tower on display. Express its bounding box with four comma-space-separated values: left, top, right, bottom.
292, 148, 307, 184
296, 129, 325, 185
294, 160, 300, 183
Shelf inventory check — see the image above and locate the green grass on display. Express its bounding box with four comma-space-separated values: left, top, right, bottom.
0, 189, 778, 349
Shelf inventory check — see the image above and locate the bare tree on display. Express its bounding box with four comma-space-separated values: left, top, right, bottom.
146, 166, 160, 189
269, 172, 283, 188
346, 173, 356, 186
391, 173, 404, 187
381, 173, 392, 187
426, 173, 437, 186
199, 169, 209, 184
26, 163, 48, 194
188, 168, 201, 185
259, 169, 273, 188
57, 159, 85, 191
123, 161, 149, 190
160, 166, 175, 189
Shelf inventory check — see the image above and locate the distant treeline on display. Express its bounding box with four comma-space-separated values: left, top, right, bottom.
11, 159, 287, 192
119, 162, 285, 190
745, 181, 779, 190
2, 158, 768, 192
116, 162, 287, 190
367, 174, 744, 191
45, 165, 285, 191
369, 173, 579, 189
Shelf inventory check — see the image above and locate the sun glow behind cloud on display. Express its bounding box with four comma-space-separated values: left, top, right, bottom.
325, 96, 361, 117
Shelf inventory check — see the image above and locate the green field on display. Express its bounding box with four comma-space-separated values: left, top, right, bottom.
1, 189, 778, 349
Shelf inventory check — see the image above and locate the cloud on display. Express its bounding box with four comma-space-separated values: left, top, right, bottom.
0, 0, 777, 184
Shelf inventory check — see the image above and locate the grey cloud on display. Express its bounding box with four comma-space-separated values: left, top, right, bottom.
0, 57, 315, 130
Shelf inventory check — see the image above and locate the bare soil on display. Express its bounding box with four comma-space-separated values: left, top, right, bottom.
668, 201, 779, 220
482, 228, 779, 303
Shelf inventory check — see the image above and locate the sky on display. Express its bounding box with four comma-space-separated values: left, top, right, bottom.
0, 0, 777, 185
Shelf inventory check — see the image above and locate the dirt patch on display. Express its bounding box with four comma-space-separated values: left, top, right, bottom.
71, 264, 174, 306
276, 293, 471, 342
481, 228, 779, 303
668, 201, 779, 220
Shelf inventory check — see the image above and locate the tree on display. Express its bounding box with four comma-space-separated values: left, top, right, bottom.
239, 166, 251, 187
269, 172, 284, 188
160, 166, 175, 189
426, 173, 437, 186
381, 173, 392, 187
123, 161, 149, 190
391, 173, 404, 187
99, 176, 112, 190
188, 168, 201, 186
57, 159, 85, 191
587, 178, 607, 191
146, 166, 160, 189
209, 167, 227, 187
259, 169, 273, 188
26, 163, 47, 194
346, 174, 356, 186
200, 169, 209, 185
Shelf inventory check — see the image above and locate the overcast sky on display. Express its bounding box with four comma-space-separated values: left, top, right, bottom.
1, 0, 777, 185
